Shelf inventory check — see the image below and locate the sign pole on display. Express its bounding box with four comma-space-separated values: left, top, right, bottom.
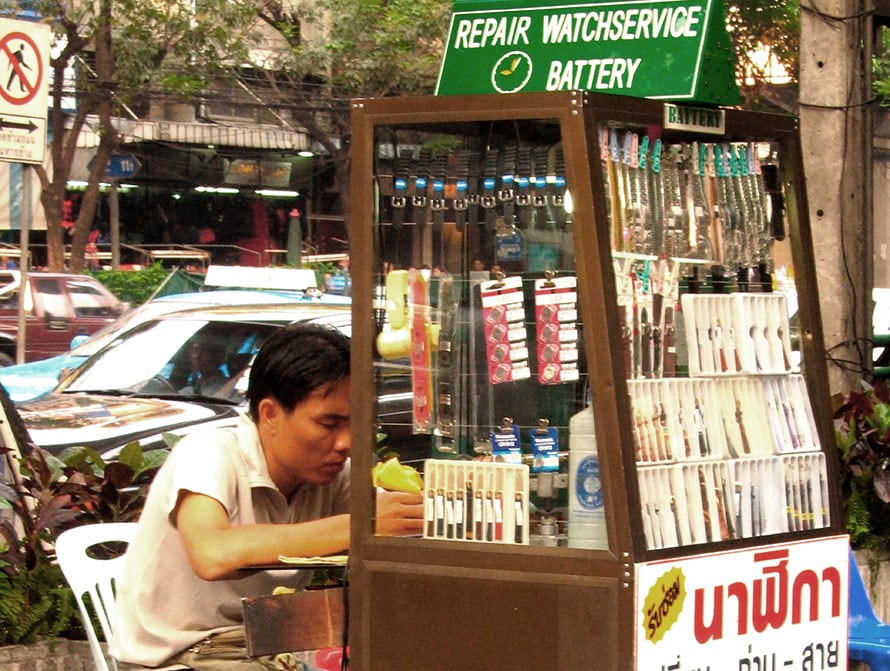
16, 163, 29, 364
109, 180, 119, 270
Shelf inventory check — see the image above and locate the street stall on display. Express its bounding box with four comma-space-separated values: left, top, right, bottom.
345, 1, 849, 670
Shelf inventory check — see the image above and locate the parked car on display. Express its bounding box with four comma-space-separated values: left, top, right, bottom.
0, 287, 350, 402
15, 301, 426, 466
16, 303, 354, 460
0, 270, 128, 366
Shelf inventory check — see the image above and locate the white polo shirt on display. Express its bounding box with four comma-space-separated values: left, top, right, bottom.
110, 412, 350, 667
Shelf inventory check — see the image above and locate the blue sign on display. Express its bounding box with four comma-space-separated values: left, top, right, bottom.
89, 152, 141, 179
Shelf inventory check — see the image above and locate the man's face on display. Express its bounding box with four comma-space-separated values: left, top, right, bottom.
265, 377, 351, 488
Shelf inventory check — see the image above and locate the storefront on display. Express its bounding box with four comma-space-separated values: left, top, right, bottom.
0, 118, 346, 267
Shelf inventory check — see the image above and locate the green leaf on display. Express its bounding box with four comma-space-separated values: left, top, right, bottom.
118, 441, 144, 472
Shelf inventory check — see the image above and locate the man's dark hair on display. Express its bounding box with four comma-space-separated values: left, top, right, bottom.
246, 322, 350, 420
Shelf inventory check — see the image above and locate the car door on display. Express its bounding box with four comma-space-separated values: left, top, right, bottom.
26, 276, 77, 361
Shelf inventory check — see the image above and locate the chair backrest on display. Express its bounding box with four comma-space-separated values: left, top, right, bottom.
55, 522, 138, 671
850, 545, 883, 625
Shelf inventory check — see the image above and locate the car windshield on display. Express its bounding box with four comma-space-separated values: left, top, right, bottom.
63, 317, 283, 401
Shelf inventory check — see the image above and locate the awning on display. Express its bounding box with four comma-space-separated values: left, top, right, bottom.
74, 117, 312, 151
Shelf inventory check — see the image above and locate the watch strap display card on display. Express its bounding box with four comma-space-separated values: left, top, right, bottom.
422, 459, 529, 545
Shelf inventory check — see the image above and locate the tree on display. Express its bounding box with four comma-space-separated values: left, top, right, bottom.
0, 0, 255, 272
725, 1, 800, 112
252, 0, 451, 241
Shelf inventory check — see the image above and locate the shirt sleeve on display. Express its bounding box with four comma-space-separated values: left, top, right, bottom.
161, 429, 241, 525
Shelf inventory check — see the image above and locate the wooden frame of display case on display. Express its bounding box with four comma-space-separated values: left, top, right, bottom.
346, 90, 843, 671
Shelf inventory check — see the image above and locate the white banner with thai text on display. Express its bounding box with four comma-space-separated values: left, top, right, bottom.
635, 535, 849, 671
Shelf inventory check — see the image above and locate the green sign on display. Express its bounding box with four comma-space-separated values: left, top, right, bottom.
435, 0, 740, 105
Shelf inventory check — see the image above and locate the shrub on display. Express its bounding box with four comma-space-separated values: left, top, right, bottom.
835, 380, 890, 552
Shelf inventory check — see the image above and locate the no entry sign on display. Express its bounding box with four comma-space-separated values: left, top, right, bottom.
0, 18, 49, 164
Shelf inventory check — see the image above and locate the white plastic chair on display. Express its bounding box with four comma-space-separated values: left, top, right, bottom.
54, 522, 189, 671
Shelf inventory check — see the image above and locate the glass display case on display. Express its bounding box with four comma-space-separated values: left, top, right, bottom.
347, 91, 844, 671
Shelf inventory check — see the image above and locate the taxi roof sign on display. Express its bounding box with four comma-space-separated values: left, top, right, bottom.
435, 0, 740, 105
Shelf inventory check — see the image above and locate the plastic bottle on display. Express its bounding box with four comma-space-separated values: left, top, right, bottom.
568, 406, 608, 549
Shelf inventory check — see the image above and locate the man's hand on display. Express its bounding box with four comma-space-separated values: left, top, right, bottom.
375, 490, 424, 536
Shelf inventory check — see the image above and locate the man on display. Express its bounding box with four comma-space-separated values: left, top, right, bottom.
178, 338, 229, 397
111, 322, 424, 669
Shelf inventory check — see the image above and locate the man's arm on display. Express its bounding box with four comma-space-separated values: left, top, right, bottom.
176, 492, 350, 580
176, 489, 424, 581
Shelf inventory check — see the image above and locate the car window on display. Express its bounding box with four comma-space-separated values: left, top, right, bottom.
64, 317, 281, 400
34, 278, 68, 317
65, 277, 119, 316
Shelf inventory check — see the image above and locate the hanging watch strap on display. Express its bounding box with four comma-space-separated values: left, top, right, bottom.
466, 149, 482, 230
551, 146, 567, 229
514, 146, 532, 230
408, 148, 431, 228
435, 274, 457, 441
480, 149, 500, 232
430, 151, 448, 232
497, 144, 517, 229
392, 149, 411, 228
531, 146, 549, 229
453, 149, 471, 233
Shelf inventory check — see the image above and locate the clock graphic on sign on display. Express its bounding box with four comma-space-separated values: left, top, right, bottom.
491, 51, 532, 94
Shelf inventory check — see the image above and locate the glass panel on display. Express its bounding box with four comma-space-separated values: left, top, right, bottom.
596, 118, 830, 550
370, 118, 606, 550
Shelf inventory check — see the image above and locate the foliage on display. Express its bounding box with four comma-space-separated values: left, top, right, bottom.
0, 437, 170, 645
253, 0, 452, 232
834, 381, 890, 552
90, 263, 170, 306
0, 0, 256, 273
725, 1, 799, 112
874, 30, 890, 109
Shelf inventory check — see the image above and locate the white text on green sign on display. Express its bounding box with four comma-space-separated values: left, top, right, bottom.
437, 0, 715, 99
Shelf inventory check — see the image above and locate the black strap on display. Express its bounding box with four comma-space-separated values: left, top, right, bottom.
514, 146, 532, 229
497, 144, 517, 228
531, 146, 549, 229
480, 149, 500, 232
409, 148, 431, 227
452, 150, 470, 232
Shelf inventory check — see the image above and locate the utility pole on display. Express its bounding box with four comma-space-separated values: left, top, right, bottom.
798, 0, 874, 398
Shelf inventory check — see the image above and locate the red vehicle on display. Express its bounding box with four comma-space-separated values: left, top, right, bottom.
0, 271, 128, 365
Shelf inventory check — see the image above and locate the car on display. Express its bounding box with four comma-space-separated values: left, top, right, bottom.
16, 303, 355, 461
0, 270, 128, 366
0, 279, 351, 402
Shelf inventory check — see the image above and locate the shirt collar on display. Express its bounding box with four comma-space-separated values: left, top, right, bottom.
234, 412, 278, 490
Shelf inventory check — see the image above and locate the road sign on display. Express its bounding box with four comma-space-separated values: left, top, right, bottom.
89, 152, 142, 179
0, 18, 49, 164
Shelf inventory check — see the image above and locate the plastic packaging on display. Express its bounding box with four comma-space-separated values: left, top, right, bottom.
568, 406, 608, 549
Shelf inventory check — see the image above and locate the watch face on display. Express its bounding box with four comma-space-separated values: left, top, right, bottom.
542, 362, 560, 382
542, 343, 559, 363
492, 362, 512, 383
486, 304, 506, 325
490, 342, 510, 363
491, 51, 533, 94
